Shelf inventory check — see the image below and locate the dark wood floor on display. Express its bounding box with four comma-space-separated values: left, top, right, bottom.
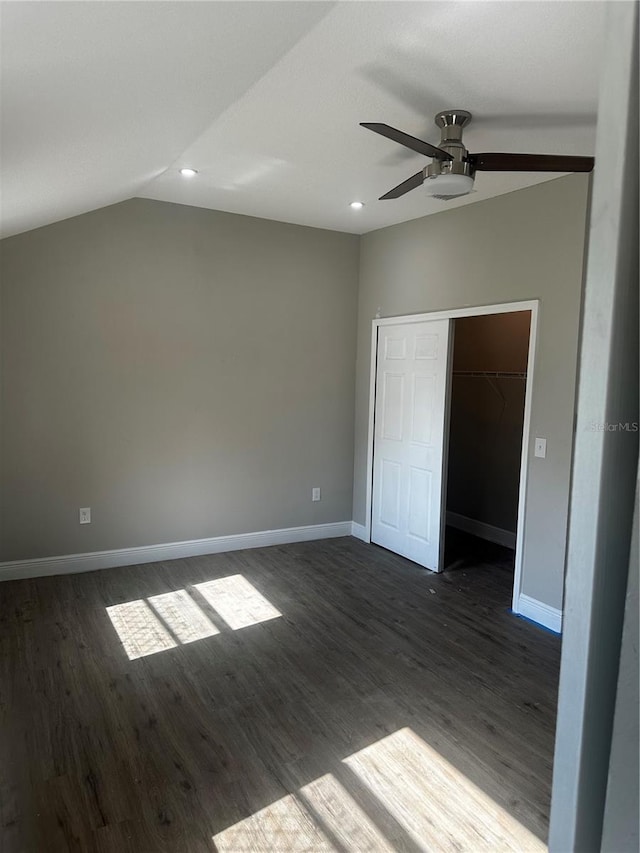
1, 535, 560, 852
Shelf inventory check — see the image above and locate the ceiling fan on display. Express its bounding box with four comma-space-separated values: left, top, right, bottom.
361, 110, 594, 201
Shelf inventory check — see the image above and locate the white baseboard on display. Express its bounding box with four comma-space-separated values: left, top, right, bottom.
446, 511, 516, 549
351, 521, 369, 542
0, 521, 353, 582
515, 592, 563, 633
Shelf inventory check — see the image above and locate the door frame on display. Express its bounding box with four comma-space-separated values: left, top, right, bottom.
364, 299, 539, 614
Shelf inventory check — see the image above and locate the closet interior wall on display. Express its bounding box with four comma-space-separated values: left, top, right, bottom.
446, 312, 532, 538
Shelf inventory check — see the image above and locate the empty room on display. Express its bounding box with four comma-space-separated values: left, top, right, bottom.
0, 2, 637, 852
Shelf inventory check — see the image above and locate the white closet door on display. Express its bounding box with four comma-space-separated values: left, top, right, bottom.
371, 319, 452, 571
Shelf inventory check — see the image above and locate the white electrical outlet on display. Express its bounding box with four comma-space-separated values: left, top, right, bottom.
79, 507, 91, 524
312, 487, 321, 502
534, 438, 547, 459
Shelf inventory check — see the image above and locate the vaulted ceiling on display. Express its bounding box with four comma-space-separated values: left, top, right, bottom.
1, 1, 604, 238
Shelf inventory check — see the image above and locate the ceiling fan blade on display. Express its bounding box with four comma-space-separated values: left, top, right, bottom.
379, 170, 425, 200
361, 123, 453, 161
469, 152, 594, 172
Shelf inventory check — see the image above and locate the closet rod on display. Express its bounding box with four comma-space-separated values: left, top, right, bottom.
452, 370, 527, 379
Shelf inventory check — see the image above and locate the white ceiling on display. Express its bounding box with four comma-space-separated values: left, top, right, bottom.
1, 1, 604, 239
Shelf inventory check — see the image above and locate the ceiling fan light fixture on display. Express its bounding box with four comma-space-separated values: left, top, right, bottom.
424, 172, 474, 199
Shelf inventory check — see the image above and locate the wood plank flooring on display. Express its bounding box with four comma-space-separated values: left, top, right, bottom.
0, 535, 561, 852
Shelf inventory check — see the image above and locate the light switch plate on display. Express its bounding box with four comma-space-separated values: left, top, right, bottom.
79, 507, 91, 524
534, 438, 547, 459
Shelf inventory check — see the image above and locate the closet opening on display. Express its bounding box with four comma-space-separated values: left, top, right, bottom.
444, 311, 532, 603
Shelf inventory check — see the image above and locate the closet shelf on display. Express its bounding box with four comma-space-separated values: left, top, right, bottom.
452, 370, 527, 379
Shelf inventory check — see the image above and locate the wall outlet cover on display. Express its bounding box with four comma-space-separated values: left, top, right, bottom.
79, 507, 91, 524
534, 438, 547, 458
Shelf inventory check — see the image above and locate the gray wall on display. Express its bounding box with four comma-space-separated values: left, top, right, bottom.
355, 175, 591, 610
550, 3, 639, 848
601, 477, 639, 852
447, 313, 530, 533
0, 199, 360, 561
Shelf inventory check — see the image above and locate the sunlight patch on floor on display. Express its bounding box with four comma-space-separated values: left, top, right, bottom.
214, 791, 332, 852
213, 728, 545, 852
297, 773, 393, 851
148, 589, 219, 644
106, 599, 177, 660
344, 727, 545, 852
193, 574, 282, 630
214, 773, 392, 852
106, 574, 282, 660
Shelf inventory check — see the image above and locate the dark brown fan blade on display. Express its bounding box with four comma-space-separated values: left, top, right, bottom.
361, 123, 453, 161
379, 170, 425, 200
469, 152, 594, 172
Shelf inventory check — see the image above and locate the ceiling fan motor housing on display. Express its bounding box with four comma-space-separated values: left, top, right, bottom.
425, 110, 475, 196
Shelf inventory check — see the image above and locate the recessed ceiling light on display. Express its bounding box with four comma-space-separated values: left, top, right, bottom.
350, 201, 364, 210
179, 168, 198, 178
